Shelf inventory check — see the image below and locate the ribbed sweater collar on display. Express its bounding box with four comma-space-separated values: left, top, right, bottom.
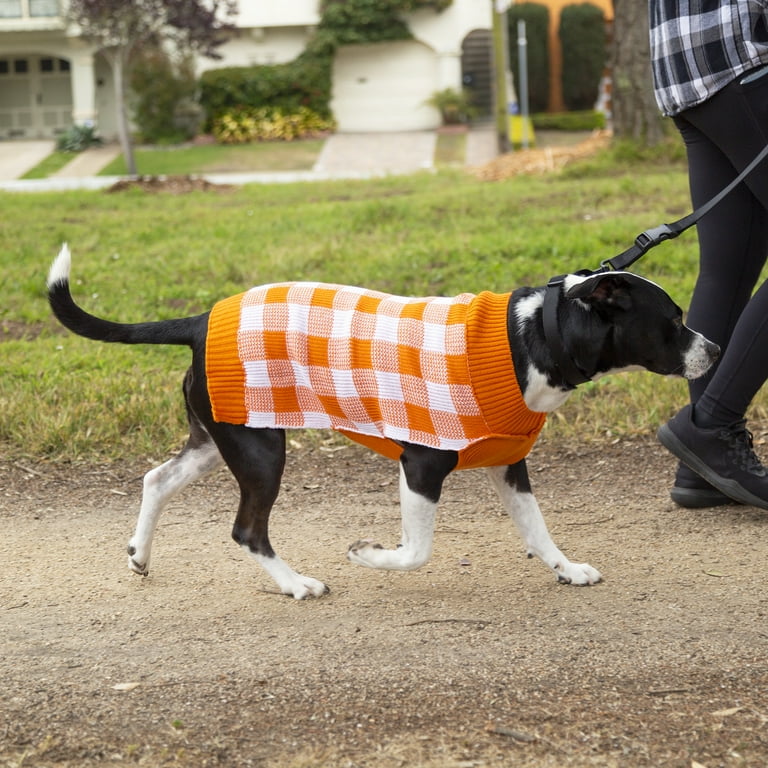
465, 291, 546, 436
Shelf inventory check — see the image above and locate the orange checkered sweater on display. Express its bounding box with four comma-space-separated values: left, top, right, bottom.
205, 283, 546, 470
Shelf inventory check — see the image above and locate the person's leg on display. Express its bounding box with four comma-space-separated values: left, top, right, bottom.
680, 73, 768, 424
662, 76, 768, 508
675, 117, 767, 407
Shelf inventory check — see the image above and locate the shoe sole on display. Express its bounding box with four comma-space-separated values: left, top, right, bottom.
670, 486, 737, 508
658, 424, 768, 510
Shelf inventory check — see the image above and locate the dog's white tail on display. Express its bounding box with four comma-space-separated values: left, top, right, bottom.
47, 243, 71, 289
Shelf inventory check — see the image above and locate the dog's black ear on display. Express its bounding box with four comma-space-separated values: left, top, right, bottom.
565, 273, 632, 311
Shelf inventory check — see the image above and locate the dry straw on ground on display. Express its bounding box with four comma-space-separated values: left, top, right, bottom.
471, 130, 611, 181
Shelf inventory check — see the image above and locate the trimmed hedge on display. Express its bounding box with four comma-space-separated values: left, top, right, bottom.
559, 3, 607, 111
199, 53, 333, 130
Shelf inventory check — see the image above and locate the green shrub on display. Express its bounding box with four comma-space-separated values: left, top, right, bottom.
318, 0, 452, 45
318, 0, 411, 44
559, 3, 607, 111
426, 88, 477, 125
56, 124, 102, 152
131, 48, 201, 144
507, 2, 550, 114
212, 107, 336, 143
199, 55, 333, 130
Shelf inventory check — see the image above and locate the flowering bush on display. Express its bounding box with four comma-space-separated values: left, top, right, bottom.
212, 107, 336, 143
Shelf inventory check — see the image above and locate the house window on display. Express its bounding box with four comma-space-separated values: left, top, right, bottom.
0, 60, 8, 75
14, 59, 28, 74
0, 0, 22, 18
30, 0, 58, 16
40, 58, 69, 73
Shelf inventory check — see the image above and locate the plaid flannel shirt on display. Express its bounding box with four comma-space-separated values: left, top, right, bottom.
649, 0, 768, 115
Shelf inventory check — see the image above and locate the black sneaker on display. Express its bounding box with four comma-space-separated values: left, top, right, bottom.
670, 462, 738, 508
658, 405, 768, 510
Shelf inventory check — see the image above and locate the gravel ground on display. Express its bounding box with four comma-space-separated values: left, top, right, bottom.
2, 436, 767, 767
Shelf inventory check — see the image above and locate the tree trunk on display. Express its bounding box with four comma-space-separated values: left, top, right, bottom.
610, 0, 664, 145
108, 48, 137, 175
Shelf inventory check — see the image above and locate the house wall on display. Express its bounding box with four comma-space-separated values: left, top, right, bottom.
329, 0, 491, 132
235, 0, 320, 29
0, 0, 493, 140
207, 26, 314, 69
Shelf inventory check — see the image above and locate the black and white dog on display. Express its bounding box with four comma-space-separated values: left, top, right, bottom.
47, 245, 718, 598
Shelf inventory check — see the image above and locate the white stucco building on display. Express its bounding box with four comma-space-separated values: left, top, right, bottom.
0, 0, 493, 140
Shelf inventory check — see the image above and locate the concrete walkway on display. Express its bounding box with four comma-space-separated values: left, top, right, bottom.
313, 131, 437, 175
0, 140, 55, 180
49, 143, 122, 178
465, 124, 498, 166
0, 124, 499, 191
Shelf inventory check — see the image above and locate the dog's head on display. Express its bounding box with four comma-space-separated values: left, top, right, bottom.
562, 271, 719, 380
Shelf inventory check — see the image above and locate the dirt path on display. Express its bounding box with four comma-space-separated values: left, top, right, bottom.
2, 437, 766, 767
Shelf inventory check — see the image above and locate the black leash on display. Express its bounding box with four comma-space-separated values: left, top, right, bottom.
543, 141, 768, 388
601, 141, 768, 272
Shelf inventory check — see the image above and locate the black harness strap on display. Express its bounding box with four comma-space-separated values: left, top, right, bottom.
542, 274, 591, 388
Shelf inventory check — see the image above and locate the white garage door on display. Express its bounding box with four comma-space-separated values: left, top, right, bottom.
0, 55, 72, 138
331, 40, 439, 132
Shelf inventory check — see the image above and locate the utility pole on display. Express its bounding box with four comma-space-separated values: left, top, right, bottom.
517, 19, 531, 149
492, 0, 511, 154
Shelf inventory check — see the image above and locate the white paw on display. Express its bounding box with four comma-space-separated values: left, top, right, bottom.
251, 551, 329, 599
283, 576, 329, 600
127, 543, 149, 576
556, 561, 602, 586
347, 538, 384, 568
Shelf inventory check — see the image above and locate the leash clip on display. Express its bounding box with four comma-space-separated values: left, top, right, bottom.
634, 223, 674, 255
600, 223, 676, 272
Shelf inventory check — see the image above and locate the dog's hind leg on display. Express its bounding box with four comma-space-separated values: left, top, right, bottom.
487, 462, 601, 585
348, 444, 457, 571
128, 417, 223, 576
213, 424, 328, 599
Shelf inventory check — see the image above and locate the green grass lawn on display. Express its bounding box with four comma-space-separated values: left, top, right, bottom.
2, 143, 763, 461
20, 150, 77, 179
20, 130, 583, 180
99, 139, 327, 175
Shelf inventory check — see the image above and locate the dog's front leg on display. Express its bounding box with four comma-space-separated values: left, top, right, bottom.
487, 462, 601, 585
348, 444, 457, 571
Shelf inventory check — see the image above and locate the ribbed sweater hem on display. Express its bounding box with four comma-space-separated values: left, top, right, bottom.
206, 291, 247, 424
